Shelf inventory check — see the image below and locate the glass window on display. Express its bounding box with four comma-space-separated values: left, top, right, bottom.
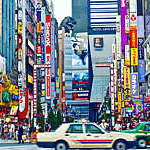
66, 124, 83, 133
85, 124, 104, 134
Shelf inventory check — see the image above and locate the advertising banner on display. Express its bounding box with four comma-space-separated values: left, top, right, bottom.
51, 82, 55, 108
118, 91, 122, 113
37, 45, 42, 56
138, 38, 144, 60
139, 60, 145, 82
72, 71, 89, 100
116, 16, 121, 60
41, 7, 46, 64
28, 74, 33, 84
131, 48, 138, 66
46, 68, 51, 99
45, 15, 51, 64
45, 15, 51, 100
121, 0, 127, 56
19, 88, 25, 112
19, 88, 29, 119
130, 30, 137, 48
124, 67, 131, 96
72, 33, 88, 67
130, 12, 137, 30
37, 23, 41, 33
51, 20, 55, 77
125, 45, 130, 66
0, 55, 6, 75
137, 16, 144, 38
125, 15, 130, 34
131, 73, 139, 97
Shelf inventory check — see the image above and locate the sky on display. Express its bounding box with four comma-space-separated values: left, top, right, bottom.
52, 0, 72, 25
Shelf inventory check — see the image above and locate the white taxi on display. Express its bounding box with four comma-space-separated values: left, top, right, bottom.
37, 123, 136, 150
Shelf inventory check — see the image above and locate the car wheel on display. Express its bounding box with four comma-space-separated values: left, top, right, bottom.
55, 142, 67, 150
114, 141, 126, 150
137, 138, 147, 149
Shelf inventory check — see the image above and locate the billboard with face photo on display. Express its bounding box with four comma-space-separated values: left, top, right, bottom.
72, 33, 88, 67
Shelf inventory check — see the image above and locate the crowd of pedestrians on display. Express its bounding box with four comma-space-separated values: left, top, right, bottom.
0, 120, 52, 144
99, 119, 142, 131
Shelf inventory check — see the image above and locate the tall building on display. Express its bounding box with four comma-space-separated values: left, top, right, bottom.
72, 0, 88, 33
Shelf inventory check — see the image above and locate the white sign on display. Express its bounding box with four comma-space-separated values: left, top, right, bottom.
19, 88, 25, 112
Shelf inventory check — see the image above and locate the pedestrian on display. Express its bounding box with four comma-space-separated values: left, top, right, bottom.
100, 119, 108, 130
114, 121, 122, 131
1, 121, 4, 140
18, 122, 24, 144
122, 121, 127, 130
4, 123, 8, 140
24, 123, 29, 142
48, 124, 51, 132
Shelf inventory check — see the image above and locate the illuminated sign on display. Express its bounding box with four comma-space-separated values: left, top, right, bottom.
118, 91, 122, 113
18, 35, 23, 47
94, 38, 103, 49
130, 12, 137, 30
51, 20, 55, 77
37, 46, 42, 56
18, 48, 23, 61
37, 22, 41, 33
125, 15, 130, 34
19, 88, 25, 112
131, 73, 139, 97
18, 21, 23, 34
125, 45, 130, 66
131, 48, 138, 66
130, 30, 137, 48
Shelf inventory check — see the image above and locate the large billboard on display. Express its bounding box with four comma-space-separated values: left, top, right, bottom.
72, 33, 88, 67
72, 71, 89, 100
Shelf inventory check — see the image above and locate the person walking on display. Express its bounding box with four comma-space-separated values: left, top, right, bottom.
18, 122, 24, 144
100, 120, 108, 130
114, 121, 122, 131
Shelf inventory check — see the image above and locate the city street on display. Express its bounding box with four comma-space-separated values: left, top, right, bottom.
0, 144, 150, 150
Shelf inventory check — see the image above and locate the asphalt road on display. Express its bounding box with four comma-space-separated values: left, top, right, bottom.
0, 144, 150, 150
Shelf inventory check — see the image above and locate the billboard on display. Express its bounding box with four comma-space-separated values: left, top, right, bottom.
51, 20, 55, 77
121, 0, 127, 56
131, 48, 138, 66
0, 55, 6, 75
72, 71, 89, 100
130, 30, 137, 48
131, 73, 139, 97
124, 67, 131, 96
139, 60, 145, 82
125, 45, 130, 66
72, 33, 88, 67
138, 38, 144, 60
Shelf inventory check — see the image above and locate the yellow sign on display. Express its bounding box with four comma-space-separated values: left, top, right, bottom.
118, 92, 122, 112
41, 90, 45, 96
131, 48, 138, 66
18, 22, 23, 34
124, 67, 131, 98
28, 74, 33, 84
37, 23, 41, 33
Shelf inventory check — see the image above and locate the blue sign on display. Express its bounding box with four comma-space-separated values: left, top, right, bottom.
131, 73, 139, 96
51, 20, 55, 77
138, 38, 144, 59
139, 60, 145, 82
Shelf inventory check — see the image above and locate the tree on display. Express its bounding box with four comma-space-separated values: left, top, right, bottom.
56, 109, 63, 128
37, 99, 45, 132
48, 109, 57, 130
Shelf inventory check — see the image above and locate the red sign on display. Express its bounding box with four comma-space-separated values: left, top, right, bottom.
130, 30, 137, 48
144, 97, 150, 103
37, 46, 42, 56
46, 15, 51, 61
18, 35, 23, 47
124, 100, 131, 107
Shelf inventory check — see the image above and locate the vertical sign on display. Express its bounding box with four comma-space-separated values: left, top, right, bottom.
41, 7, 45, 64
51, 82, 55, 108
51, 20, 55, 77
139, 60, 145, 82
125, 15, 130, 34
125, 45, 130, 66
124, 67, 131, 97
45, 15, 51, 99
131, 73, 139, 97
118, 91, 122, 113
33, 66, 37, 117
121, 0, 127, 56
